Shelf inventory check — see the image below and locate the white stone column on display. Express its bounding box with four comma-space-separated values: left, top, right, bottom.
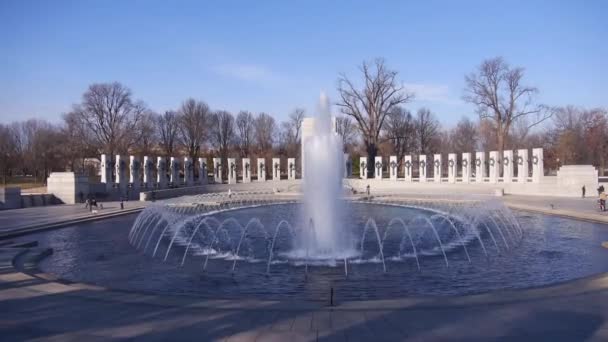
288, 158, 296, 180
419, 155, 427, 182
143, 156, 153, 188
344, 154, 352, 178
213, 158, 222, 184
115, 155, 128, 194
257, 158, 266, 182
170, 157, 180, 186
461, 153, 471, 184
517, 149, 529, 184
475, 152, 486, 183
433, 154, 442, 183
488, 151, 499, 184
532, 148, 544, 183
242, 158, 251, 183
503, 150, 513, 183
448, 153, 456, 183
184, 157, 194, 186
129, 156, 140, 191
272, 158, 281, 181
198, 158, 207, 185
389, 156, 398, 181
374, 156, 383, 180
359, 157, 368, 179
100, 154, 113, 191
227, 158, 237, 184
404, 155, 413, 182
157, 157, 167, 189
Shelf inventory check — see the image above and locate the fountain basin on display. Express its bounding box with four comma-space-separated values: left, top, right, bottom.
22, 199, 608, 301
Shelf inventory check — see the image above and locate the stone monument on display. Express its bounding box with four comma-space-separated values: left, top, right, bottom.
419, 155, 427, 182
374, 156, 383, 180
389, 156, 398, 181
198, 157, 207, 185
115, 155, 128, 194
157, 157, 167, 189
503, 150, 513, 183
433, 154, 442, 183
129, 155, 140, 194
359, 157, 367, 179
242, 158, 251, 183
272, 158, 281, 181
228, 158, 237, 184
475, 151, 486, 183
257, 158, 266, 182
143, 156, 153, 188
488, 151, 499, 184
170, 157, 180, 186
184, 157, 194, 186
517, 149, 529, 183
448, 153, 456, 183
288, 158, 296, 180
532, 148, 544, 183
213, 158, 222, 183
404, 155, 413, 182
100, 154, 113, 191
461, 152, 471, 183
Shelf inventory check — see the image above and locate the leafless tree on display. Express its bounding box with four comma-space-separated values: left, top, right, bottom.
335, 115, 357, 152
71, 82, 145, 157
134, 111, 158, 157
288, 108, 305, 145
337, 58, 414, 176
62, 112, 96, 173
236, 111, 255, 157
157, 111, 180, 157
253, 112, 276, 155
210, 110, 235, 177
463, 57, 551, 154
0, 124, 19, 184
450, 116, 478, 153
415, 108, 441, 155
382, 107, 416, 165
178, 98, 210, 161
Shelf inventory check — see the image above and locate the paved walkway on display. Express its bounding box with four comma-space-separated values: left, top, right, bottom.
0, 201, 145, 238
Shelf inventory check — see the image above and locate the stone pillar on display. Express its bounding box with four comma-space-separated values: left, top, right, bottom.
359, 157, 368, 179
47, 172, 89, 205
170, 157, 180, 186
419, 155, 427, 182
517, 149, 529, 184
228, 158, 237, 184
532, 148, 544, 183
488, 151, 499, 184
272, 158, 281, 181
461, 153, 471, 184
389, 156, 398, 181
404, 155, 413, 182
115, 155, 128, 194
198, 158, 207, 185
100, 154, 113, 191
448, 153, 456, 183
143, 156, 153, 188
184, 157, 194, 186
213, 158, 222, 183
475, 152, 486, 183
242, 158, 251, 183
129, 156, 141, 196
257, 158, 266, 182
503, 150, 513, 183
374, 156, 383, 180
433, 154, 442, 183
344, 154, 352, 178
157, 157, 167, 189
288, 158, 296, 180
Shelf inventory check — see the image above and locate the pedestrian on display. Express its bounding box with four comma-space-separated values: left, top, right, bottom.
582, 185, 586, 198
598, 185, 605, 196
85, 198, 90, 211
600, 191, 606, 211
120, 196, 124, 210
366, 184, 370, 196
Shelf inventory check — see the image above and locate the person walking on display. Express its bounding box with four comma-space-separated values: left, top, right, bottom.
600, 191, 607, 211
582, 185, 586, 198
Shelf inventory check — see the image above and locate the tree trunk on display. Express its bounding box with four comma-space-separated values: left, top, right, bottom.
366, 142, 378, 178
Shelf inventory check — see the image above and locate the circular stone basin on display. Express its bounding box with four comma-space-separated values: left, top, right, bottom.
25, 201, 608, 301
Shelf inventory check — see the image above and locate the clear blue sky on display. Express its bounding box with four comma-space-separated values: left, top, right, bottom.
1, 0, 606, 126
